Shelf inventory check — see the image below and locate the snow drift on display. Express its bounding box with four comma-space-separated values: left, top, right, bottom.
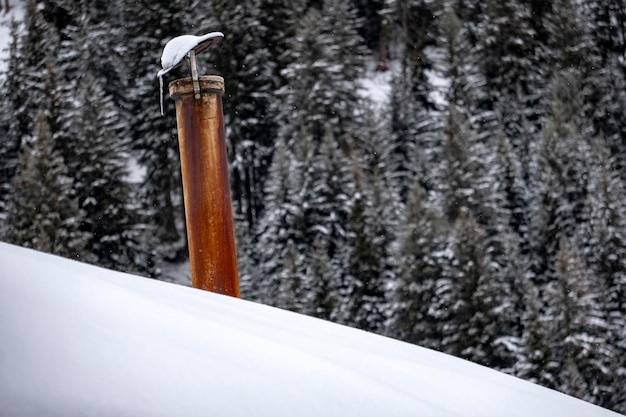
0, 242, 620, 417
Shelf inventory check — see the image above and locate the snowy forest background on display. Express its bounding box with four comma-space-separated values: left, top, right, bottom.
1, 0, 625, 412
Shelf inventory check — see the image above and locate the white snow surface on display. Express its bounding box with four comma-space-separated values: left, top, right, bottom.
0, 242, 620, 417
125, 155, 147, 184
358, 68, 393, 109
357, 61, 397, 110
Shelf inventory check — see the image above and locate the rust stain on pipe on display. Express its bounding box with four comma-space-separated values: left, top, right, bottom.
169, 76, 240, 297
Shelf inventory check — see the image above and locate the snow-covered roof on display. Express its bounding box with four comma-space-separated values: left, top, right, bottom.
0, 242, 619, 417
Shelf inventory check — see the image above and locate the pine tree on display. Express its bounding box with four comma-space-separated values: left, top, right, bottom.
253, 136, 308, 307
276, 1, 367, 150
2, 112, 86, 259
275, 240, 307, 312
437, 211, 519, 369
257, 0, 368, 319
352, 0, 390, 69
542, 237, 615, 406
340, 107, 399, 333
493, 130, 531, 243
256, 0, 307, 71
55, 7, 154, 274
477, 0, 549, 147
303, 129, 355, 259
459, 0, 548, 197
438, 4, 488, 118
256, 128, 356, 318
338, 185, 388, 332
515, 281, 550, 385
586, 0, 626, 61
304, 234, 338, 320
387, 180, 449, 349
206, 0, 277, 230
544, 0, 593, 71
0, 1, 89, 256
122, 0, 191, 251
234, 214, 255, 299
0, 0, 64, 215
387, 67, 434, 198
392, 0, 438, 109
0, 20, 23, 216
57, 0, 128, 102
582, 144, 626, 411
584, 2, 626, 182
385, 0, 441, 198
439, 104, 484, 222
529, 71, 592, 284
65, 70, 149, 273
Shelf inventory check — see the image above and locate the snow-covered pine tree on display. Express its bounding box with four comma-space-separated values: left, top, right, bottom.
437, 4, 489, 119
122, 0, 190, 253
2, 110, 86, 259
476, 0, 548, 160
342, 189, 384, 327
276, 0, 367, 150
436, 9, 533, 367
0, 20, 23, 216
582, 2, 626, 182
304, 234, 338, 320
206, 0, 277, 230
274, 240, 307, 312
582, 144, 626, 412
251, 136, 308, 308
544, 0, 593, 71
493, 129, 531, 244
0, 0, 63, 216
56, 8, 155, 275
0, 1, 92, 256
392, 0, 438, 110
514, 280, 550, 386
586, 58, 626, 183
435, 3, 507, 231
351, 0, 389, 69
255, 127, 355, 319
385, 0, 440, 199
528, 71, 592, 285
542, 0, 601, 162
301, 129, 355, 309
255, 0, 306, 72
65, 70, 152, 273
437, 211, 519, 369
446, 0, 544, 244
386, 180, 449, 350
252, 130, 354, 316
339, 106, 399, 333
338, 182, 389, 333
56, 0, 128, 104
585, 0, 626, 60
256, 0, 368, 318
387, 66, 436, 199
438, 104, 484, 223
436, 12, 528, 364
542, 237, 615, 407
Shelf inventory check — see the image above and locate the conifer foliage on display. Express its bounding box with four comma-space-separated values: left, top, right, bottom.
3, 112, 86, 259
1, 0, 626, 412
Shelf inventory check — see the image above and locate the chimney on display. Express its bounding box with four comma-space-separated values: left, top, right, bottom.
168, 75, 240, 296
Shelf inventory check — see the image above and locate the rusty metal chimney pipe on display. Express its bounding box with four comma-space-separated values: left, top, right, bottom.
169, 76, 240, 297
